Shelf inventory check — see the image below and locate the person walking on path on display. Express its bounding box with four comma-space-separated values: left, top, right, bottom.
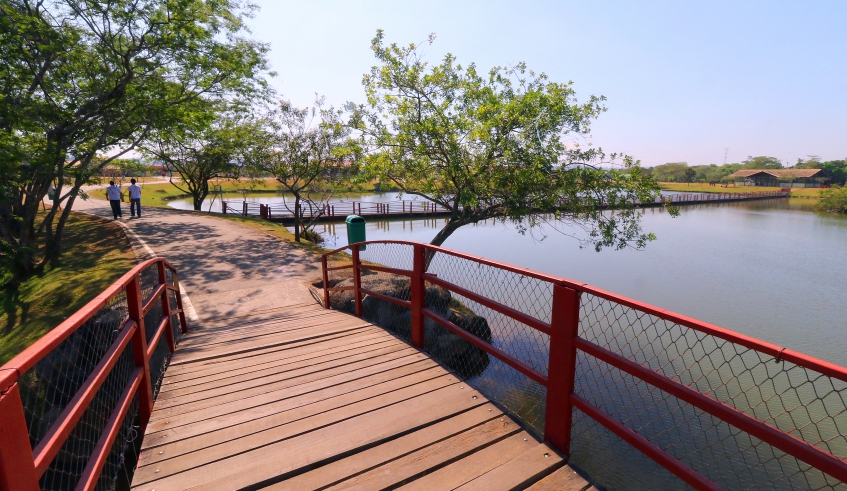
129, 179, 142, 218
106, 181, 123, 219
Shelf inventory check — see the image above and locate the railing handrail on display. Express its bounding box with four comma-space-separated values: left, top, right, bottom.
0, 257, 178, 392
0, 257, 188, 491
321, 239, 847, 489
323, 240, 847, 383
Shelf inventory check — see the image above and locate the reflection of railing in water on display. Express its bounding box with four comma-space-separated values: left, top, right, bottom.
219, 190, 790, 223
0, 258, 189, 490
321, 240, 847, 491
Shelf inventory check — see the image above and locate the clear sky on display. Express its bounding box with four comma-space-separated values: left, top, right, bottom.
245, 0, 846, 167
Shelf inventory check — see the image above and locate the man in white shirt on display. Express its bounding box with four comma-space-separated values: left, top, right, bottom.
106, 181, 123, 219
128, 179, 142, 218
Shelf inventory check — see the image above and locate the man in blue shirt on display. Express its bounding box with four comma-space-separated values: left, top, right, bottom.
128, 179, 142, 218
106, 181, 122, 219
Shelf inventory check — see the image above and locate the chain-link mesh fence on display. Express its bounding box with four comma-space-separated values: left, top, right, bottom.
8, 260, 186, 491
18, 291, 130, 453
571, 291, 847, 491
323, 242, 552, 436
320, 241, 847, 490
425, 249, 552, 436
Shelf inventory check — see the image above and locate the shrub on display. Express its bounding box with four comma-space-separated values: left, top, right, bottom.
816, 186, 847, 213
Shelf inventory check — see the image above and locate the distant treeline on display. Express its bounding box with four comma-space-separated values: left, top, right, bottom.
641, 156, 847, 185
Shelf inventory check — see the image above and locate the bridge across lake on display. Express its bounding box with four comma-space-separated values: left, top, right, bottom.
2, 238, 845, 491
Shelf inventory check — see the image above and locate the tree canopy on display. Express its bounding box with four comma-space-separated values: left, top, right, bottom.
350, 31, 663, 249
142, 104, 262, 211
246, 99, 353, 242
0, 0, 269, 280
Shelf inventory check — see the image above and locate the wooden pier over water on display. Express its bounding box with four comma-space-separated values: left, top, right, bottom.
221, 190, 790, 225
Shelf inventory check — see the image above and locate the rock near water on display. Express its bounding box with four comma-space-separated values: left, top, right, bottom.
328, 273, 491, 379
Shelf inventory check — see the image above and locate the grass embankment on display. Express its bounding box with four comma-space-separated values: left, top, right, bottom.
658, 183, 823, 199
0, 213, 136, 364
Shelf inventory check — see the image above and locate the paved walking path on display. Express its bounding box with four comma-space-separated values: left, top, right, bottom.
73, 196, 319, 321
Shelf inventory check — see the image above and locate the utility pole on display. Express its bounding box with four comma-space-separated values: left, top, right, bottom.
723, 148, 729, 165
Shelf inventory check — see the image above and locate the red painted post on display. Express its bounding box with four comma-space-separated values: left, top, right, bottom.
170, 270, 188, 334
544, 284, 581, 456
222, 201, 227, 214
410, 244, 426, 349
0, 383, 39, 491
157, 262, 176, 353
321, 255, 330, 309
126, 276, 154, 430
242, 201, 247, 216
351, 246, 363, 317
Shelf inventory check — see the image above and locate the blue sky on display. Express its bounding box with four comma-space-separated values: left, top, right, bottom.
245, 1, 846, 167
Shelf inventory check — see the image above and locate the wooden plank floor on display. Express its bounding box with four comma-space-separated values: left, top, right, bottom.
131, 302, 587, 490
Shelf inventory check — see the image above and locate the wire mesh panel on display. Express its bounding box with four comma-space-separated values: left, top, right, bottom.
38, 345, 136, 491
424, 249, 552, 436
94, 396, 140, 491
571, 291, 847, 490
137, 264, 159, 307
18, 291, 129, 453
318, 241, 847, 489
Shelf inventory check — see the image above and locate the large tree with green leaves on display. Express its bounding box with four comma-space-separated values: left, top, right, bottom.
0, 0, 269, 280
143, 105, 262, 211
350, 31, 663, 249
246, 100, 353, 242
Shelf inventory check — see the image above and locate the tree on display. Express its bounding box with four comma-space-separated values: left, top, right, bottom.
247, 100, 352, 242
0, 0, 269, 280
350, 32, 664, 249
817, 185, 847, 213
741, 156, 783, 169
651, 163, 691, 182
143, 106, 260, 211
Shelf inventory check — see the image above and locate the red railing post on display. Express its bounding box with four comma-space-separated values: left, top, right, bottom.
544, 284, 581, 456
410, 244, 426, 349
126, 275, 154, 430
222, 201, 227, 214
321, 255, 330, 309
352, 246, 363, 317
171, 270, 188, 334
0, 383, 39, 491
157, 261, 176, 353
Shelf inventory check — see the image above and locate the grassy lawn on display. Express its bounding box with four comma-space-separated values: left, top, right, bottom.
659, 182, 823, 199
0, 213, 136, 364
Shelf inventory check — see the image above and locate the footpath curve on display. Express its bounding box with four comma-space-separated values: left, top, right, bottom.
72, 196, 319, 322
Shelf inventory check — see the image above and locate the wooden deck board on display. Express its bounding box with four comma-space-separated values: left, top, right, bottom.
132, 304, 579, 490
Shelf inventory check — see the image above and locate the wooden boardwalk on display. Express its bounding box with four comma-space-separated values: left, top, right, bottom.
130, 302, 592, 490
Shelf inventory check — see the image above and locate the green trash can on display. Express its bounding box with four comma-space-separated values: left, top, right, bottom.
346, 215, 366, 251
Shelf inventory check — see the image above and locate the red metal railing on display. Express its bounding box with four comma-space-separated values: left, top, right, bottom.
320, 240, 847, 490
0, 258, 187, 491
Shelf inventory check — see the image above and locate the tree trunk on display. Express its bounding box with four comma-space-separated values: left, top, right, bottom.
293, 195, 301, 242
429, 217, 465, 247
45, 193, 78, 267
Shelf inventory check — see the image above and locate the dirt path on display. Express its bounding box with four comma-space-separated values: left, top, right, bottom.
73, 196, 320, 321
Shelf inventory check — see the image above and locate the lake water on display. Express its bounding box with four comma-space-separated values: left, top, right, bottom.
313, 198, 847, 368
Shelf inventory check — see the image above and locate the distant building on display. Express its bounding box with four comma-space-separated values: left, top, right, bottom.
729, 169, 831, 188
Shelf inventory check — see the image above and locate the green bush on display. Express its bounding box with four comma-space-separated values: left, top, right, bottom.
816, 186, 847, 213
